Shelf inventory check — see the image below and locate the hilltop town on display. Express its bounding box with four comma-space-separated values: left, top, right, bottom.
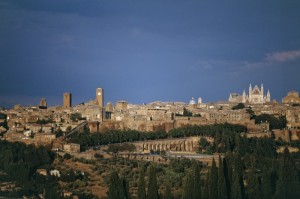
1, 84, 300, 199
1, 84, 300, 149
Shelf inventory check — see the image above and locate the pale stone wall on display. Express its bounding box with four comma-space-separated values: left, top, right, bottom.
64, 143, 80, 153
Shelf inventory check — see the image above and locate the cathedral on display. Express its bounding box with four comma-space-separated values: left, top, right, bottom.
228, 84, 271, 104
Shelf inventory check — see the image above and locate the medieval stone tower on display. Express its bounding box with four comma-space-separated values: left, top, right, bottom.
96, 88, 104, 108
63, 93, 72, 108
96, 88, 104, 121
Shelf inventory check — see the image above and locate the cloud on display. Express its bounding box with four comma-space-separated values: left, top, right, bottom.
242, 49, 300, 71
265, 50, 300, 62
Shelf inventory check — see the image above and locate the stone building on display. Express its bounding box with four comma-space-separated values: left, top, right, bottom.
64, 143, 80, 153
34, 133, 56, 143
96, 88, 104, 108
115, 101, 128, 110
88, 121, 100, 133
286, 108, 300, 129
228, 92, 246, 103
203, 109, 251, 125
39, 98, 47, 109
95, 88, 104, 121
282, 91, 300, 104
63, 93, 72, 108
228, 84, 271, 104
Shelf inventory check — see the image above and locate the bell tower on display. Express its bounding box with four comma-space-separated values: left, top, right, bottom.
96, 88, 104, 108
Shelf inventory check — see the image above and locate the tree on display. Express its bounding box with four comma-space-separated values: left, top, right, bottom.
183, 108, 193, 117
108, 171, 131, 199
254, 114, 287, 130
147, 165, 159, 199
182, 172, 194, 199
138, 167, 146, 199
45, 186, 61, 199
246, 169, 261, 199
209, 158, 218, 199
70, 113, 82, 122
63, 153, 72, 160
202, 171, 210, 199
192, 161, 201, 199
246, 108, 255, 119
232, 103, 245, 110
164, 182, 172, 199
223, 157, 232, 199
261, 167, 273, 199
54, 129, 63, 138
218, 156, 227, 199
234, 154, 245, 198
107, 144, 121, 156
119, 177, 131, 199
231, 171, 242, 199
108, 171, 120, 199
273, 147, 300, 199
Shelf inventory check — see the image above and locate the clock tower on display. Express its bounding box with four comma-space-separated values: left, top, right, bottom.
96, 87, 104, 108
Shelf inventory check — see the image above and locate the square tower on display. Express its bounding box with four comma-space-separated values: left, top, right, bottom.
39, 98, 47, 109
63, 93, 72, 108
96, 88, 104, 108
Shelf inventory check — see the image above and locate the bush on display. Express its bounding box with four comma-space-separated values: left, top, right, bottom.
94, 153, 103, 159
63, 153, 72, 160
232, 103, 245, 110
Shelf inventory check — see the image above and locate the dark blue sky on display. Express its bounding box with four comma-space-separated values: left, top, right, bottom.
1, 0, 300, 108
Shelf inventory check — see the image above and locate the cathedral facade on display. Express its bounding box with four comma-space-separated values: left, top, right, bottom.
229, 84, 271, 104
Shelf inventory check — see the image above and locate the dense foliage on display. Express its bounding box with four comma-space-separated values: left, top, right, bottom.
0, 140, 59, 198
36, 118, 53, 124
108, 171, 130, 199
70, 113, 85, 122
69, 123, 247, 151
0, 113, 8, 135
254, 114, 287, 130
1, 120, 299, 199
232, 103, 245, 110
104, 142, 300, 199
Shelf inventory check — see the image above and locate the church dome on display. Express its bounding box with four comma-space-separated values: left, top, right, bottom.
189, 97, 196, 105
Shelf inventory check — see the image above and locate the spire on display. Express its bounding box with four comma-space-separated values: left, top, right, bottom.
198, 97, 202, 104
261, 84, 264, 94
242, 90, 246, 96
242, 90, 247, 103
228, 93, 232, 101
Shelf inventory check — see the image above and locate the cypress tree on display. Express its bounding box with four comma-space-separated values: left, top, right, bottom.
246, 169, 261, 199
192, 161, 201, 199
261, 167, 273, 199
218, 156, 227, 199
234, 154, 245, 198
119, 177, 131, 199
182, 172, 194, 199
108, 171, 120, 199
108, 171, 131, 199
164, 182, 172, 199
273, 147, 300, 199
202, 171, 210, 199
118, 177, 126, 199
138, 167, 146, 199
234, 154, 243, 180
147, 165, 159, 199
223, 157, 232, 199
209, 158, 218, 199
231, 171, 242, 199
